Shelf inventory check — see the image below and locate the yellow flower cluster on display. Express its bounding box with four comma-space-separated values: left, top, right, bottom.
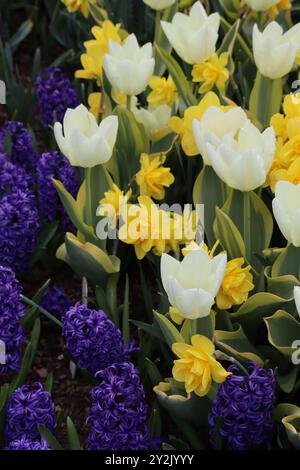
192, 52, 229, 94
216, 257, 254, 310
169, 91, 235, 156
75, 20, 121, 85
136, 153, 175, 200
118, 196, 198, 260
268, 94, 300, 190
172, 335, 231, 397
61, 0, 96, 17
147, 75, 178, 108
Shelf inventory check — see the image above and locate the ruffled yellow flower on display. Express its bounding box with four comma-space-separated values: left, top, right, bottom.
169, 92, 234, 156
88, 92, 102, 120
136, 153, 175, 200
98, 184, 132, 220
162, 208, 198, 255
216, 258, 254, 310
61, 0, 96, 17
192, 53, 229, 94
268, 0, 292, 18
75, 20, 121, 84
172, 335, 231, 397
269, 157, 300, 190
147, 75, 178, 108
118, 196, 165, 259
271, 94, 300, 143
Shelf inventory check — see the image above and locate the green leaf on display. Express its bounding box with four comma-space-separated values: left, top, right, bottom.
276, 367, 298, 393
249, 72, 282, 128
38, 425, 63, 450
214, 206, 245, 259
66, 417, 82, 450
45, 373, 54, 393
264, 310, 300, 358
265, 266, 300, 299
154, 311, 184, 349
122, 275, 130, 344
145, 358, 163, 386
215, 324, 264, 365
154, 3, 178, 76
29, 221, 59, 266
8, 19, 33, 52
155, 45, 197, 107
130, 320, 164, 341
21, 279, 51, 329
272, 244, 300, 279
218, 18, 240, 56
83, 165, 110, 234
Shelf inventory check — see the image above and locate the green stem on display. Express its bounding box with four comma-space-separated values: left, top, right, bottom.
243, 191, 251, 261
21, 295, 63, 328
84, 167, 93, 227
126, 95, 131, 111
154, 9, 161, 45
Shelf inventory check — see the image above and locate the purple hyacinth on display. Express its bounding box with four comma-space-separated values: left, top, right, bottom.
37, 151, 78, 232
40, 285, 72, 320
0, 265, 25, 375
0, 121, 38, 173
87, 362, 150, 450
62, 303, 130, 375
35, 67, 80, 127
4, 438, 49, 450
208, 363, 276, 450
5, 383, 56, 442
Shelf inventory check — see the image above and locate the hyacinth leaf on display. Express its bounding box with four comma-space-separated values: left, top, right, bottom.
145, 358, 163, 386
95, 285, 115, 322
264, 310, 300, 359
214, 207, 245, 259
38, 425, 63, 451
21, 278, 51, 330
122, 274, 130, 344
249, 72, 282, 128
130, 319, 164, 341
155, 46, 197, 107
113, 106, 150, 186
231, 292, 288, 340
66, 417, 82, 451
57, 233, 120, 286
222, 189, 273, 271
45, 372, 54, 393
9, 319, 41, 396
153, 378, 211, 428
153, 311, 184, 349
154, 2, 178, 76
149, 403, 162, 442
214, 324, 264, 366
265, 266, 300, 300
52, 179, 97, 243
272, 244, 300, 279
107, 273, 119, 327
0, 384, 9, 436
29, 221, 59, 266
193, 166, 229, 247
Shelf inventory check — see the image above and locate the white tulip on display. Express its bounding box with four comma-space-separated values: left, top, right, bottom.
244, 0, 280, 11
161, 248, 227, 319
161, 1, 220, 65
253, 21, 300, 79
133, 104, 172, 136
206, 120, 275, 191
272, 181, 300, 247
192, 106, 248, 165
143, 0, 176, 10
294, 286, 300, 318
54, 104, 118, 168
103, 34, 155, 96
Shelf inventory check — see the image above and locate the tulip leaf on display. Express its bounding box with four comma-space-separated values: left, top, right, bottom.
154, 311, 185, 349
272, 244, 300, 279
215, 324, 263, 366
154, 2, 178, 76
231, 292, 288, 340
53, 179, 97, 243
57, 233, 120, 286
66, 417, 82, 450
218, 18, 240, 56
214, 206, 245, 259
193, 166, 229, 247
249, 71, 282, 128
276, 367, 298, 394
83, 165, 110, 234
155, 45, 197, 107
264, 310, 300, 358
265, 265, 300, 300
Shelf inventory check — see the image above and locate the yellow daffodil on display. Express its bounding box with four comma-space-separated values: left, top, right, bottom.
269, 157, 300, 190
118, 196, 165, 259
162, 208, 198, 255
97, 184, 132, 220
88, 92, 102, 120
216, 258, 254, 310
61, 0, 96, 17
182, 240, 219, 257
147, 75, 178, 108
270, 94, 300, 143
192, 52, 229, 94
136, 153, 175, 200
268, 0, 292, 18
169, 91, 234, 156
75, 20, 121, 84
172, 335, 231, 397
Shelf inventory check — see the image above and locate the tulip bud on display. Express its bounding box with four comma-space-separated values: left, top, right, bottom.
161, 1, 220, 65
54, 104, 118, 168
206, 120, 275, 191
272, 181, 300, 247
160, 248, 227, 319
143, 0, 176, 10
253, 21, 300, 79
103, 34, 155, 96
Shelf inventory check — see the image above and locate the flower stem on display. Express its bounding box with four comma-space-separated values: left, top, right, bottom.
243, 191, 251, 261
126, 95, 131, 111
21, 295, 63, 328
84, 167, 93, 227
